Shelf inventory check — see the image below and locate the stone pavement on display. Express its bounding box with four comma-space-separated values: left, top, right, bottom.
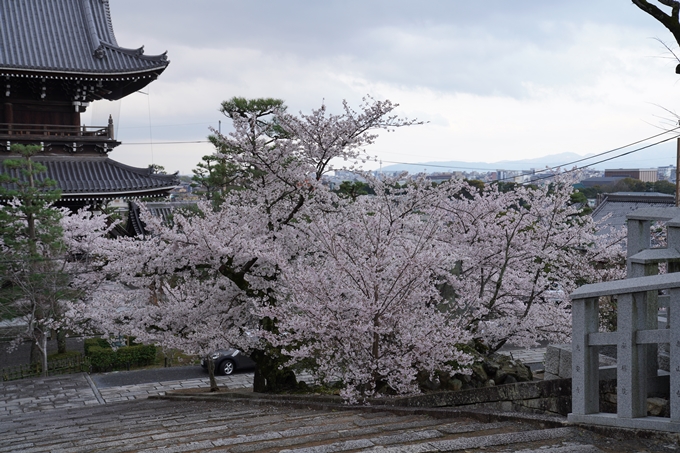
1, 396, 677, 452
0, 374, 100, 416
98, 372, 257, 404
0, 371, 311, 415
0, 351, 547, 416
1, 366, 679, 452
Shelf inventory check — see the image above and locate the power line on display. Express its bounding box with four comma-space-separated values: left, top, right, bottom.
380, 127, 680, 174
115, 128, 680, 184
527, 133, 680, 184
540, 127, 680, 170
378, 160, 494, 171
120, 140, 211, 145
118, 122, 216, 130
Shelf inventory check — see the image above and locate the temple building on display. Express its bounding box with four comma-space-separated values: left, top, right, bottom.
0, 0, 178, 210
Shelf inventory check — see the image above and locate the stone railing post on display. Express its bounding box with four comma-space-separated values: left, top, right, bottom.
626, 219, 650, 277
617, 292, 647, 418
571, 296, 600, 415
671, 288, 680, 422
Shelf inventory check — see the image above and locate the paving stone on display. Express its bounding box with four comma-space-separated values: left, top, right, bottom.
212, 430, 284, 447
1, 368, 675, 453
369, 429, 443, 445
0, 443, 35, 453
229, 432, 343, 453
436, 421, 511, 435
427, 427, 575, 452
512, 445, 603, 453
364, 445, 435, 453
353, 415, 410, 426
281, 438, 376, 453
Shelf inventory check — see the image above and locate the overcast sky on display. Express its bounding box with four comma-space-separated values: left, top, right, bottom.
92, 1, 680, 175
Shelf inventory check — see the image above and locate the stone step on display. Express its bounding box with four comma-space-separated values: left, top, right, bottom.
513, 446, 604, 453
0, 398, 623, 453
0, 400, 542, 453
353, 427, 576, 453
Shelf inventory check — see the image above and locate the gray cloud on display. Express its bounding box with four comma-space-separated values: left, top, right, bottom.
98, 0, 680, 173
108, 0, 671, 99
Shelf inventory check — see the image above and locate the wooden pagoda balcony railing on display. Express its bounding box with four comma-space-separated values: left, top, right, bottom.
0, 123, 113, 140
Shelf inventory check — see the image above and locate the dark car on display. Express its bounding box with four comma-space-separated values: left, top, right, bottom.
200, 348, 256, 375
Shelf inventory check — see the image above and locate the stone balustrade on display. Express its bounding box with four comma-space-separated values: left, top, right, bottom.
569, 207, 680, 432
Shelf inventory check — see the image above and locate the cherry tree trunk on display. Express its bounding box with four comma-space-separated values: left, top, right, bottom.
251, 348, 298, 393
57, 329, 67, 354
29, 337, 40, 366
207, 358, 219, 392
41, 333, 48, 377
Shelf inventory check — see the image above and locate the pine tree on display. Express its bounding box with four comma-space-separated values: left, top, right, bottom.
0, 144, 67, 376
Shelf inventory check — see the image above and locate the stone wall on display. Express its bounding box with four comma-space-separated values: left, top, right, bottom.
543, 344, 616, 381
599, 377, 671, 417
385, 378, 573, 416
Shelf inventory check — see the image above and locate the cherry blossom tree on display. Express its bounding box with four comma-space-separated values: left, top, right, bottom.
264, 177, 473, 401
440, 175, 625, 352
62, 96, 625, 400
67, 97, 421, 393
63, 202, 261, 391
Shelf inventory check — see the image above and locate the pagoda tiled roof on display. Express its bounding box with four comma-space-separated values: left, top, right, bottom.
127, 201, 197, 237
591, 192, 675, 230
0, 0, 169, 77
0, 155, 179, 200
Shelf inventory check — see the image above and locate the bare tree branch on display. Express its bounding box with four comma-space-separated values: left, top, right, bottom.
632, 0, 680, 51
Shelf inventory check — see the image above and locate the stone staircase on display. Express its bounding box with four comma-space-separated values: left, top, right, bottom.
0, 398, 629, 453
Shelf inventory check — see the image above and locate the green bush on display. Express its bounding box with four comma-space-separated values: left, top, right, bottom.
47, 350, 82, 361
85, 342, 157, 372
87, 346, 115, 372
84, 338, 110, 355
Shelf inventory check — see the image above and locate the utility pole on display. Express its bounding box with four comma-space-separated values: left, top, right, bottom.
677, 123, 680, 207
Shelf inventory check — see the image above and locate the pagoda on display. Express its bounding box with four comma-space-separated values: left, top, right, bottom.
0, 0, 178, 209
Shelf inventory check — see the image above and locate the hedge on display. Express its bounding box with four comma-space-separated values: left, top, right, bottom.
85, 342, 157, 373
84, 338, 110, 356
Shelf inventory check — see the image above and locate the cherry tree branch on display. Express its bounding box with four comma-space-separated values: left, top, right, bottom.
632, 0, 680, 46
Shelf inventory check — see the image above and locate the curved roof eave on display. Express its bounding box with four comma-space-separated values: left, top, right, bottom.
0, 65, 169, 79
0, 0, 170, 78
60, 186, 179, 198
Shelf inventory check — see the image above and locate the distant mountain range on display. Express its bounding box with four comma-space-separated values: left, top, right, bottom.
379, 144, 678, 174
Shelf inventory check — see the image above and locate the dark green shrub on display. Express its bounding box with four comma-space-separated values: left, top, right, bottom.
84, 338, 110, 355
47, 350, 82, 361
85, 342, 157, 372
87, 346, 116, 372
115, 344, 157, 367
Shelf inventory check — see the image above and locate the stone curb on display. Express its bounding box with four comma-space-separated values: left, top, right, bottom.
84, 372, 106, 405
151, 389, 680, 445
150, 390, 569, 429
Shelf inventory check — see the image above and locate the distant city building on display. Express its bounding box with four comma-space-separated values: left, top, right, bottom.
658, 165, 677, 182
334, 170, 365, 181
580, 176, 626, 188
604, 168, 657, 183
496, 169, 524, 184
425, 172, 463, 184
